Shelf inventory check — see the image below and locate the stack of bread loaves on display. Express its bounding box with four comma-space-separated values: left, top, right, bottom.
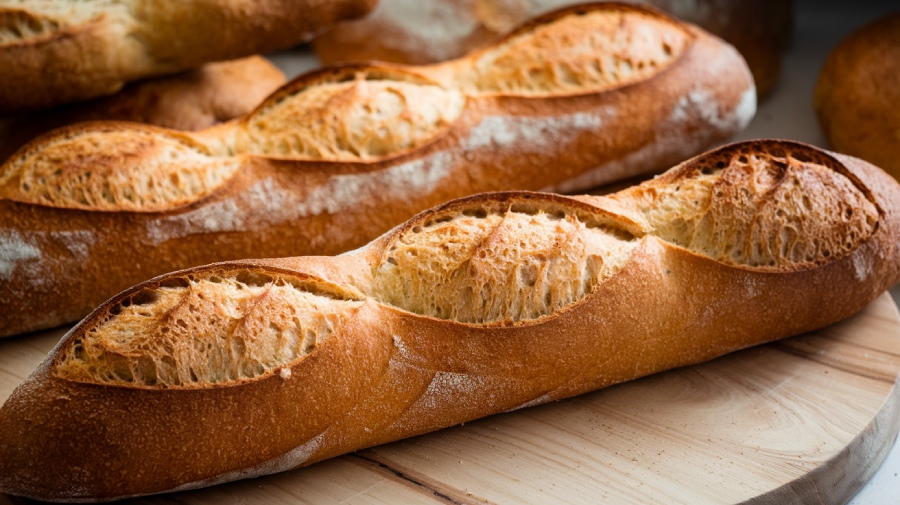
3, 1, 899, 502
0, 3, 756, 337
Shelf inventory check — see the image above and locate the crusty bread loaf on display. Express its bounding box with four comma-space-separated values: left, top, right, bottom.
1, 139, 898, 501
0, 0, 375, 113
0, 3, 755, 337
815, 12, 900, 181
0, 56, 285, 162
313, 0, 793, 96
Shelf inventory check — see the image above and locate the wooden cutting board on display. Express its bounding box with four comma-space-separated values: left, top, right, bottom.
1, 293, 899, 505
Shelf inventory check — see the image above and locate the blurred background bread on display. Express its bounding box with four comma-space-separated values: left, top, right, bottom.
0, 0, 376, 113
313, 0, 793, 96
0, 56, 285, 162
815, 12, 900, 181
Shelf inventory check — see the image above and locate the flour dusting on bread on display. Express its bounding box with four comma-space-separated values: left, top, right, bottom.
0, 230, 39, 280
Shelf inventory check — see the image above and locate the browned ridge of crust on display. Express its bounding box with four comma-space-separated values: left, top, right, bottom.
0, 140, 898, 501
0, 3, 756, 337
0, 0, 378, 113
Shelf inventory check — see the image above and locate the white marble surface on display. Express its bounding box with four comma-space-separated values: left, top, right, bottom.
268, 1, 900, 501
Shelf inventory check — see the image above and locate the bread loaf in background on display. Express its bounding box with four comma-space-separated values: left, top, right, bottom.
1, 139, 898, 501
0, 56, 285, 162
0, 3, 756, 337
313, 0, 793, 96
0, 0, 376, 113
815, 12, 900, 181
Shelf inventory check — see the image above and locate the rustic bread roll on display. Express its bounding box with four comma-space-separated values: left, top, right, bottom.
313, 0, 793, 96
0, 3, 755, 337
1, 139, 898, 501
0, 0, 375, 113
0, 56, 286, 163
815, 13, 900, 181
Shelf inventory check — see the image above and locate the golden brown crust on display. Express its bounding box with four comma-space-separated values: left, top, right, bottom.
313, 0, 793, 96
0, 0, 376, 113
0, 140, 898, 501
814, 13, 900, 181
0, 3, 755, 337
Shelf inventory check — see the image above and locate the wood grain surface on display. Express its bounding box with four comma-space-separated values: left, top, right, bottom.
1, 293, 898, 505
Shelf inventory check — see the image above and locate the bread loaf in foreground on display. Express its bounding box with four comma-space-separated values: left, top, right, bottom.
1, 139, 899, 501
0, 56, 285, 162
0, 3, 755, 337
0, 0, 375, 113
313, 0, 793, 96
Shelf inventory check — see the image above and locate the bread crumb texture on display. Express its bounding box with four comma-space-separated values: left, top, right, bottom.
374, 201, 638, 323
50, 143, 878, 388
0, 6, 691, 212
0, 126, 240, 212
626, 144, 878, 267
464, 8, 689, 94
241, 74, 465, 161
55, 271, 363, 388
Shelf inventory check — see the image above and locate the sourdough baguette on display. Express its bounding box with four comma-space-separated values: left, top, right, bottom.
0, 56, 286, 162
0, 3, 755, 337
313, 0, 793, 96
0, 0, 375, 113
1, 139, 898, 501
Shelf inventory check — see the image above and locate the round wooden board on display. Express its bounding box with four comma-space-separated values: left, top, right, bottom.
1, 293, 899, 505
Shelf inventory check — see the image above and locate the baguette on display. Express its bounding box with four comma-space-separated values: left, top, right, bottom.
313, 0, 793, 96
0, 3, 755, 337
1, 139, 898, 501
0, 0, 375, 113
0, 56, 286, 162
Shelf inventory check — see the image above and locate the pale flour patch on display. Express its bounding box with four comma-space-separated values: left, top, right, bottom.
52, 230, 96, 259
669, 89, 748, 132
548, 81, 755, 193
505, 392, 555, 412
420, 371, 485, 411
852, 248, 873, 282
462, 110, 609, 152
0, 230, 41, 280
165, 432, 326, 494
144, 154, 452, 246
295, 152, 453, 217
365, 0, 480, 61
